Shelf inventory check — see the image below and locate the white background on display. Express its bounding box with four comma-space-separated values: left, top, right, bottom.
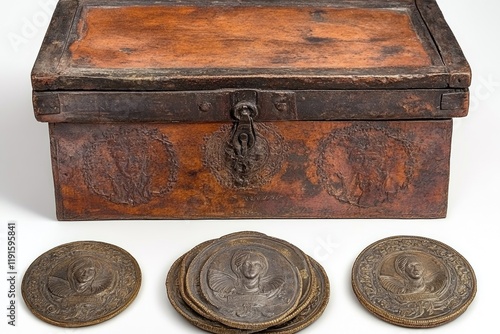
1, 0, 499, 333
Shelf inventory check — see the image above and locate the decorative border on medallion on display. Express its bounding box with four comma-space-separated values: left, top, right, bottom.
355, 237, 475, 321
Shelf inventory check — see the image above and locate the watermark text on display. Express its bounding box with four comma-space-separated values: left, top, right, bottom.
6, 221, 17, 326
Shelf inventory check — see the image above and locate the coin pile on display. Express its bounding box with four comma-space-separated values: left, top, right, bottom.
166, 231, 330, 333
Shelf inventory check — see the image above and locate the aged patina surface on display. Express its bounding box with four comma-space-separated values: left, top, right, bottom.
32, 0, 470, 219
166, 231, 330, 333
22, 241, 141, 327
351, 236, 476, 328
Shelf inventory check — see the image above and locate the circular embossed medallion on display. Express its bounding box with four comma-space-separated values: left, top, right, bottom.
317, 123, 414, 208
22, 241, 141, 327
198, 244, 302, 330
166, 231, 328, 334
83, 126, 178, 205
184, 232, 313, 331
352, 236, 476, 328
203, 123, 287, 189
167, 254, 329, 334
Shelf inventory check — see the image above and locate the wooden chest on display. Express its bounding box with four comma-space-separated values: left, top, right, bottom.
33, 0, 470, 220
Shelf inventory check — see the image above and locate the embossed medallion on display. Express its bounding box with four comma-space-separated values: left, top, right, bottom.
83, 126, 178, 205
167, 253, 329, 334
317, 123, 415, 208
22, 241, 141, 327
166, 231, 329, 333
203, 123, 287, 189
184, 232, 314, 331
200, 245, 301, 327
351, 236, 476, 328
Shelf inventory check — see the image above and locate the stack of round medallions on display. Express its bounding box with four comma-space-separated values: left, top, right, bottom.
166, 231, 330, 334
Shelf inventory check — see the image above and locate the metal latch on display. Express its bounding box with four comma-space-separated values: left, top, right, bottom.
230, 101, 258, 159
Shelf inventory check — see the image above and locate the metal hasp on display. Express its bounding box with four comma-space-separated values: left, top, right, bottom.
227, 92, 263, 187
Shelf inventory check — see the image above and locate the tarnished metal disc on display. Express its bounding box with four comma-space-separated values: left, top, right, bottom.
166, 231, 330, 334
352, 236, 476, 328
22, 241, 141, 327
183, 231, 314, 331
167, 253, 329, 334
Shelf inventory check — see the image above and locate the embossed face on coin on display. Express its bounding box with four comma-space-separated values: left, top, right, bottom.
379, 251, 448, 298
47, 256, 116, 299
198, 244, 302, 329
22, 241, 141, 327
238, 251, 267, 280
182, 232, 317, 331
352, 236, 476, 328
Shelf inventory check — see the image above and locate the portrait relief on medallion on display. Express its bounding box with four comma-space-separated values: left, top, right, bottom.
352, 236, 476, 327
47, 256, 116, 299
83, 126, 178, 205
43, 255, 121, 321
22, 241, 141, 327
203, 248, 298, 321
203, 123, 287, 190
317, 124, 415, 208
378, 251, 449, 303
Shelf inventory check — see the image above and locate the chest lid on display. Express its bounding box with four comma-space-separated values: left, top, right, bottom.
33, 0, 470, 122
34, 0, 469, 91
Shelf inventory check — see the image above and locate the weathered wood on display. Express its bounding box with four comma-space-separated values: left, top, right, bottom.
415, 0, 471, 88
49, 120, 452, 220
31, 0, 463, 91
69, 6, 433, 69
34, 89, 468, 123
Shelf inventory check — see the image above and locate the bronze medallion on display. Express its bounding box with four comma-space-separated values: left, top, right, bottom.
317, 123, 415, 208
187, 243, 303, 330
83, 126, 178, 205
166, 231, 328, 333
22, 241, 141, 327
352, 236, 476, 328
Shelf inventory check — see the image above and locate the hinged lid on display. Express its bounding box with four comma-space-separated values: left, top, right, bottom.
32, 0, 471, 121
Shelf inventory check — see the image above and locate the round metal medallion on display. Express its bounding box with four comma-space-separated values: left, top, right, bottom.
22, 241, 141, 327
351, 236, 476, 328
166, 231, 328, 333
167, 253, 329, 334
186, 241, 303, 330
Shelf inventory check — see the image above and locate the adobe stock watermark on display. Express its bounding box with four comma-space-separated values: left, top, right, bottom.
313, 234, 340, 262
7, 0, 58, 53
5, 221, 17, 326
469, 74, 500, 112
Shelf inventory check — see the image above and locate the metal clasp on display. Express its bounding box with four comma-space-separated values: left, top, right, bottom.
231, 101, 258, 158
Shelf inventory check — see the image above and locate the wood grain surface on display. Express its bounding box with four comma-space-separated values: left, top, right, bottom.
69, 6, 433, 69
